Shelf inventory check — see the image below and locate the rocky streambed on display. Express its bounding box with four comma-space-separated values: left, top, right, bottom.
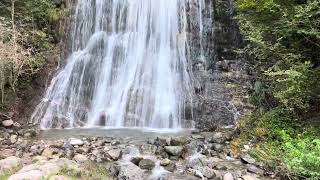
0, 120, 273, 180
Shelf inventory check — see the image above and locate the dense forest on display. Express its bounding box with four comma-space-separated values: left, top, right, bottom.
0, 0, 319, 179
234, 0, 320, 179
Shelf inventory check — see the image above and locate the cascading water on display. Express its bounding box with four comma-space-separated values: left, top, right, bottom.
32, 0, 195, 128
31, 0, 209, 129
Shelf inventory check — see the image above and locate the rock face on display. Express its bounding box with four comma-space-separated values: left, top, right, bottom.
185, 0, 254, 129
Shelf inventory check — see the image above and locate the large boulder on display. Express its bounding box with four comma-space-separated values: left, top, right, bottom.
164, 146, 184, 156
9, 170, 44, 180
138, 159, 155, 170
0, 156, 22, 173
107, 149, 122, 161
118, 163, 145, 180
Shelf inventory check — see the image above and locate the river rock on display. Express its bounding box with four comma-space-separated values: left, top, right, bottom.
169, 136, 187, 146
164, 146, 183, 156
49, 175, 71, 180
240, 154, 255, 164
154, 137, 168, 146
242, 175, 258, 180
138, 159, 155, 170
160, 158, 171, 166
210, 132, 226, 144
247, 165, 264, 175
9, 170, 44, 180
223, 173, 234, 180
30, 145, 44, 155
131, 157, 143, 165
10, 135, 18, 144
69, 138, 84, 146
118, 163, 145, 180
163, 162, 176, 172
107, 149, 122, 161
202, 166, 216, 179
74, 154, 88, 163
212, 143, 224, 153
2, 119, 14, 127
0, 156, 21, 172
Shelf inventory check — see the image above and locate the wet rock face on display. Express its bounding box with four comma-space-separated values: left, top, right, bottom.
185, 0, 254, 129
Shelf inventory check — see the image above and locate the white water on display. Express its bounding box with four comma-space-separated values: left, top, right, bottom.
31, 0, 208, 129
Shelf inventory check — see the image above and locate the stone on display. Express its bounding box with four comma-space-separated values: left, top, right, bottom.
107, 149, 122, 161
164, 162, 176, 172
9, 170, 44, 180
118, 163, 145, 180
111, 140, 120, 146
0, 156, 21, 172
247, 165, 264, 175
194, 170, 204, 179
10, 135, 18, 144
211, 132, 226, 144
74, 154, 88, 163
242, 175, 258, 180
69, 138, 84, 146
164, 146, 183, 156
223, 173, 234, 180
170, 136, 187, 146
0, 149, 16, 159
154, 137, 167, 146
138, 159, 155, 170
191, 135, 205, 140
42, 148, 55, 159
160, 158, 171, 166
49, 175, 71, 180
131, 157, 143, 165
240, 155, 255, 164
2, 119, 14, 127
212, 143, 224, 153
202, 166, 216, 179
30, 145, 44, 155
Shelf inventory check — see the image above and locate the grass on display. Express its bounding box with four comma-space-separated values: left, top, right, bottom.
232, 109, 320, 179
55, 161, 111, 180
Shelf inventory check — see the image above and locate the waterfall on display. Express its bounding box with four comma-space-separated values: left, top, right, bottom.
31, 0, 210, 129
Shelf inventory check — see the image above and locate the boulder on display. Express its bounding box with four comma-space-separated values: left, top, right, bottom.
242, 175, 258, 180
69, 138, 84, 146
9, 170, 44, 180
202, 166, 216, 179
212, 143, 224, 153
49, 175, 71, 180
74, 154, 88, 163
240, 154, 255, 164
0, 156, 21, 172
164, 146, 183, 156
138, 159, 155, 170
163, 162, 176, 172
223, 173, 234, 180
131, 157, 143, 165
210, 132, 227, 144
107, 149, 122, 161
2, 119, 14, 127
169, 136, 188, 146
118, 163, 145, 180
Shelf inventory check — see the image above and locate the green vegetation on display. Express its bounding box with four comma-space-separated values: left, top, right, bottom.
234, 0, 320, 179
56, 161, 111, 180
0, 0, 64, 105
